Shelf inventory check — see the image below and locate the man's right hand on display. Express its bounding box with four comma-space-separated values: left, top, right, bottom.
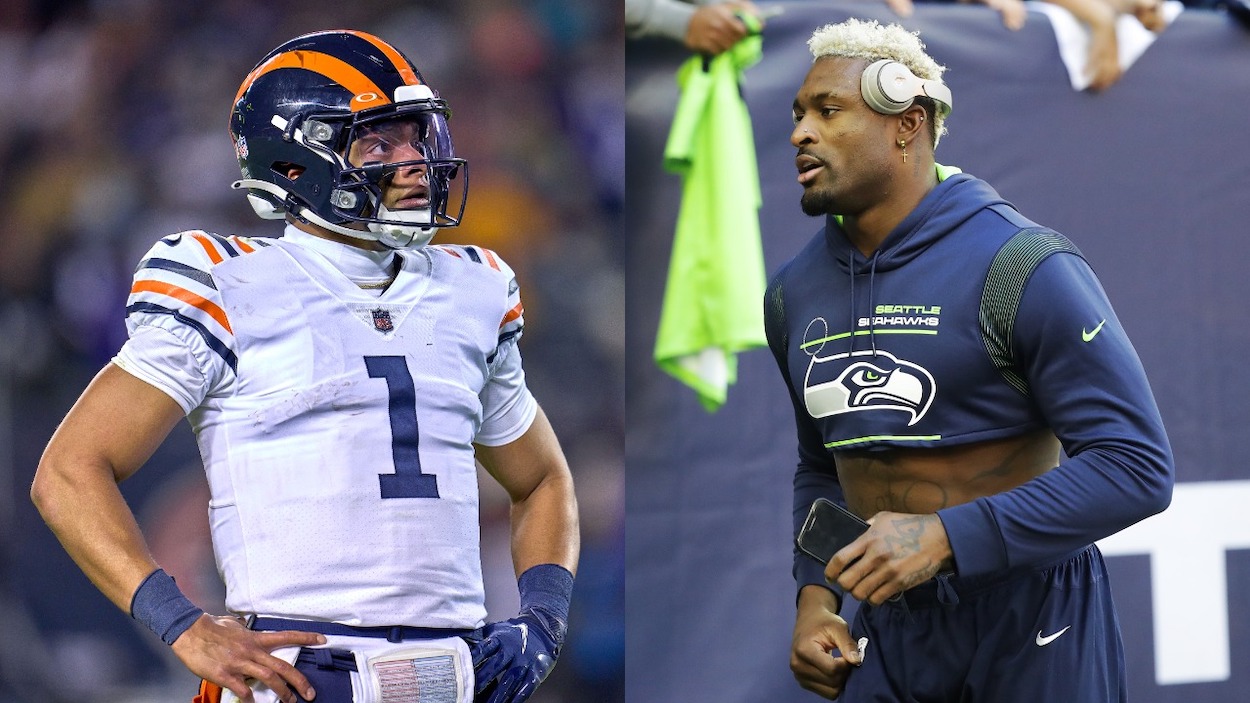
683, 2, 761, 55
790, 585, 860, 700
171, 615, 327, 703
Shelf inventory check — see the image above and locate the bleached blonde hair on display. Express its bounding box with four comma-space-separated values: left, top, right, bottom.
808, 19, 949, 145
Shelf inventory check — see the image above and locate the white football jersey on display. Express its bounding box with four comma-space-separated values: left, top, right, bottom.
115, 229, 537, 629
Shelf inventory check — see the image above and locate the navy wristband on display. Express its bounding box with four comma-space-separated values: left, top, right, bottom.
518, 564, 573, 644
130, 569, 204, 645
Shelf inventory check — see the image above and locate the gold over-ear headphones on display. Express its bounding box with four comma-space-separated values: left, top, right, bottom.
860, 59, 953, 117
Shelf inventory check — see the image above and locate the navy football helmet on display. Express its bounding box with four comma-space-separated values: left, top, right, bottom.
229, 30, 467, 248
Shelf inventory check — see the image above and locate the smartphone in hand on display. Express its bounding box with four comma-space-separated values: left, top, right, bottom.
796, 498, 869, 564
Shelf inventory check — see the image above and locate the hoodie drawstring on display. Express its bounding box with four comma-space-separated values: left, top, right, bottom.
849, 253, 881, 357
867, 255, 879, 357
848, 258, 856, 355
935, 573, 960, 607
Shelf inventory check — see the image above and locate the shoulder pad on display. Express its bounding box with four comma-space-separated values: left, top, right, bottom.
126, 231, 268, 373
141, 230, 272, 269
431, 244, 516, 277
432, 245, 524, 351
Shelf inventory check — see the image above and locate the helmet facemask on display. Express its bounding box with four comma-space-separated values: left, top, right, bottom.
282, 100, 467, 249
334, 106, 466, 248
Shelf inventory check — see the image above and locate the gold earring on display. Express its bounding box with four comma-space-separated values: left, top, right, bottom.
898, 139, 908, 163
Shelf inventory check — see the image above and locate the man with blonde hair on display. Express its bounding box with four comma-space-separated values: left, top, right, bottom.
767, 18, 1172, 701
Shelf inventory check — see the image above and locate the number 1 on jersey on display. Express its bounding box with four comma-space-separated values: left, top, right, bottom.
365, 355, 440, 499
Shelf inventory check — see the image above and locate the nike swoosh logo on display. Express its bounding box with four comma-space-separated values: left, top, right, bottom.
517, 622, 529, 652
1036, 625, 1071, 646
1082, 319, 1107, 342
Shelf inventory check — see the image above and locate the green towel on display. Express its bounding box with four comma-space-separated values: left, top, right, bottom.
654, 26, 767, 412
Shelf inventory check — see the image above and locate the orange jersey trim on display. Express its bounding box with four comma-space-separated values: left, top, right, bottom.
480, 248, 502, 271
500, 301, 524, 328
131, 280, 233, 334
190, 233, 225, 265
230, 235, 256, 254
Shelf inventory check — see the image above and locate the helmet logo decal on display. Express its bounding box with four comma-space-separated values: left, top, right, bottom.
353, 92, 381, 106
234, 136, 248, 161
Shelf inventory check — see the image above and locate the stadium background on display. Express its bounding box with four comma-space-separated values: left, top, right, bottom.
0, 1, 623, 702
626, 3, 1250, 702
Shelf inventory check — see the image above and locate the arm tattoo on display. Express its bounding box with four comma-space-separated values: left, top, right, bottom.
882, 514, 930, 557
884, 514, 947, 590
900, 558, 941, 590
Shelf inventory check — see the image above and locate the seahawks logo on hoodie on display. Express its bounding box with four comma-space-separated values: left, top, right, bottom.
803, 348, 936, 426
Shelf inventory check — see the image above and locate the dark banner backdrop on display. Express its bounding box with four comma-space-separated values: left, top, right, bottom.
625, 3, 1250, 702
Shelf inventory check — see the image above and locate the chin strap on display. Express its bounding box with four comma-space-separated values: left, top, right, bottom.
231, 178, 288, 220
231, 179, 434, 249
369, 203, 436, 248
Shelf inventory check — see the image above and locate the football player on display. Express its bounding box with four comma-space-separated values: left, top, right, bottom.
776, 19, 1171, 702
31, 29, 578, 703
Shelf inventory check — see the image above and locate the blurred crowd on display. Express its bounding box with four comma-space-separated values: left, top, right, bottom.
628, 0, 1245, 91
0, 1, 623, 702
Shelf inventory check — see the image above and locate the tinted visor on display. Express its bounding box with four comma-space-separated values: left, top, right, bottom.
347, 108, 455, 167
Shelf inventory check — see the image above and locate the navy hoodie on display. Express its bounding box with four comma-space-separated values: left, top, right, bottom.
765, 172, 1173, 593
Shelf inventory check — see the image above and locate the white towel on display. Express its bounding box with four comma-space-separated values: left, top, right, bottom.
1026, 0, 1184, 90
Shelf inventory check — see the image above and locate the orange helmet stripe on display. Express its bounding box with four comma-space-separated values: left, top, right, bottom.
234, 50, 391, 112
341, 30, 421, 86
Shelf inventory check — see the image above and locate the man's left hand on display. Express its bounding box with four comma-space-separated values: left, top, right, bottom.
468, 605, 566, 703
825, 512, 954, 606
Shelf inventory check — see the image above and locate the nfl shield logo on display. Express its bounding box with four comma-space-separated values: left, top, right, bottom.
371, 308, 394, 332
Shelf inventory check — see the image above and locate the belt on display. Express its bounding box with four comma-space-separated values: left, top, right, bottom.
252, 616, 473, 644
296, 647, 359, 672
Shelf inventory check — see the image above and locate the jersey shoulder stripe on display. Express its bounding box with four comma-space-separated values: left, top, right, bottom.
433, 244, 463, 260
476, 246, 503, 271
137, 257, 217, 289
130, 279, 232, 332
432, 244, 503, 272
168, 230, 271, 264
125, 301, 240, 372
127, 231, 266, 373
500, 300, 524, 331
432, 244, 525, 349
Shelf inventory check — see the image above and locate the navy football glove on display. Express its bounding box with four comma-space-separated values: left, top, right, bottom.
469, 564, 573, 703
